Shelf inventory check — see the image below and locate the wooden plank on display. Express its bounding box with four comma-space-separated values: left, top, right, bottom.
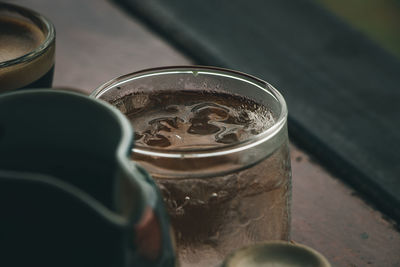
115, 0, 400, 222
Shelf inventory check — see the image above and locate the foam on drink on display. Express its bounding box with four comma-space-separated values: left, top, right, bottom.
0, 16, 45, 62
0, 9, 55, 91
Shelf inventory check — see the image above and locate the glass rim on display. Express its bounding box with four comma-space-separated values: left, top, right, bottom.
0, 3, 55, 68
92, 65, 288, 159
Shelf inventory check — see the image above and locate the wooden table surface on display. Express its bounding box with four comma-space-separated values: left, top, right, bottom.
9, 0, 400, 266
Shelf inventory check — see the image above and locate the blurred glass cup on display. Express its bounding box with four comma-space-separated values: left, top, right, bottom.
92, 66, 292, 267
0, 3, 55, 92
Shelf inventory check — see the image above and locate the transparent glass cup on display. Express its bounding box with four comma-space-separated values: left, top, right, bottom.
0, 3, 55, 92
92, 66, 292, 267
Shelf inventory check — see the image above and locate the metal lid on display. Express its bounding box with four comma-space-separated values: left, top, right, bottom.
221, 241, 331, 267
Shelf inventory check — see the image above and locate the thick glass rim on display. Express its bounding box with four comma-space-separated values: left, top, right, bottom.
92, 66, 288, 159
0, 3, 55, 68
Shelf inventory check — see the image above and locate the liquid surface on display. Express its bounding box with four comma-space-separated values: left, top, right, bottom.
113, 90, 275, 149
0, 16, 45, 62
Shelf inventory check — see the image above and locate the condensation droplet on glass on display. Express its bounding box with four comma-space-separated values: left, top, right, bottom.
175, 206, 185, 216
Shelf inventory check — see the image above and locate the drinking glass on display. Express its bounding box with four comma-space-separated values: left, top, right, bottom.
0, 3, 55, 92
92, 66, 292, 267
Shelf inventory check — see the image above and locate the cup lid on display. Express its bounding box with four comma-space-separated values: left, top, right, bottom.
221, 241, 331, 267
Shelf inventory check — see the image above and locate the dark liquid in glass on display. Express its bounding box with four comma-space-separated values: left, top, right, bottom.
18, 66, 54, 90
112, 90, 291, 267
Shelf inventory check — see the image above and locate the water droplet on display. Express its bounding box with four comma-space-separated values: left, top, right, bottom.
175, 206, 185, 216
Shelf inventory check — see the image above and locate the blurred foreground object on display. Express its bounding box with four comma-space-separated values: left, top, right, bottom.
0, 89, 175, 267
221, 241, 330, 267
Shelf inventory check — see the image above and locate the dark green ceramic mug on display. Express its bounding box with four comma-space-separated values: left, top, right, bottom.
0, 89, 175, 267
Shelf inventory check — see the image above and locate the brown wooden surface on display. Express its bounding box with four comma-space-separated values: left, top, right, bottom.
291, 146, 400, 266
9, 0, 400, 266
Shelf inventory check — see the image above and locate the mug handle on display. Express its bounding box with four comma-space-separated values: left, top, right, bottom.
123, 162, 176, 267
